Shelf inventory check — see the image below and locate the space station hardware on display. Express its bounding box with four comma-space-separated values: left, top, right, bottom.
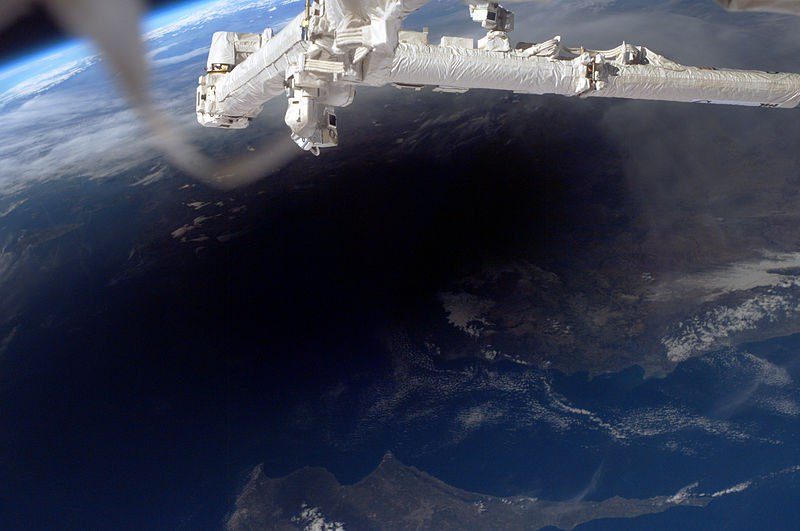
196, 0, 800, 154
470, 2, 514, 32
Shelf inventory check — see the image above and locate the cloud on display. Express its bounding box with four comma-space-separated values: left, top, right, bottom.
131, 165, 170, 187
347, 333, 777, 450
701, 350, 798, 419
710, 481, 750, 497
150, 47, 209, 67
0, 326, 18, 358
667, 482, 699, 504
290, 504, 345, 531
569, 462, 603, 502
661, 283, 800, 362
0, 55, 97, 107
457, 403, 504, 429
0, 198, 27, 218
0, 90, 151, 192
613, 405, 758, 443
650, 253, 800, 303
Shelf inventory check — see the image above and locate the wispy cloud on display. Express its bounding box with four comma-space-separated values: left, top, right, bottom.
0, 90, 150, 192
0, 326, 18, 358
0, 55, 97, 107
150, 47, 208, 67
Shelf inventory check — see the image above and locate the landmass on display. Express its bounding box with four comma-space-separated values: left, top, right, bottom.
226, 453, 710, 530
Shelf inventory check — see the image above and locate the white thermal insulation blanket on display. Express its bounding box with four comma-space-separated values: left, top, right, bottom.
389, 43, 800, 108
207, 32, 237, 69
214, 13, 309, 119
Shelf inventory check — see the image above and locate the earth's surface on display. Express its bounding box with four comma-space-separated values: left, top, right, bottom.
1, 0, 800, 529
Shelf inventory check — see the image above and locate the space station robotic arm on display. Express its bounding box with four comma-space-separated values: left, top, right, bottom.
196, 0, 800, 155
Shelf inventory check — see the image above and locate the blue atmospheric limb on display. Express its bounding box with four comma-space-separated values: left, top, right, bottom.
0, 0, 217, 98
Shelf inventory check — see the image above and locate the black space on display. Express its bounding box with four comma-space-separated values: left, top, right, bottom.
0, 0, 185, 63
